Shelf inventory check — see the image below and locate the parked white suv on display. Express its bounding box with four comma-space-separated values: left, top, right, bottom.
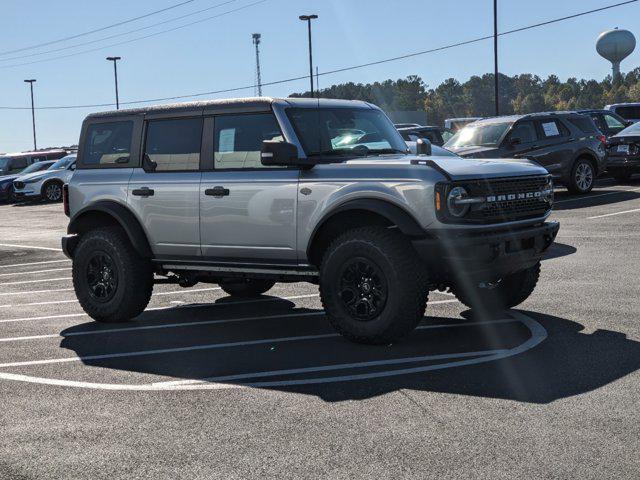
14, 154, 76, 202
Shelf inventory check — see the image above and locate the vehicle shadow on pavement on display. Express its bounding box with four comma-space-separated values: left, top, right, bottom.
542, 242, 577, 261
553, 189, 640, 211
59, 299, 640, 404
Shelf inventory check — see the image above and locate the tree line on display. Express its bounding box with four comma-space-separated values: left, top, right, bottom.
290, 69, 640, 125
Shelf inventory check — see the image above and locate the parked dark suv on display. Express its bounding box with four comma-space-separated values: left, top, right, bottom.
578, 109, 632, 138
604, 121, 640, 182
444, 112, 607, 194
397, 126, 445, 146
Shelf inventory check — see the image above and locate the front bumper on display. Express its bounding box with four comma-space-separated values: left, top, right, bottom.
412, 221, 559, 282
61, 234, 79, 259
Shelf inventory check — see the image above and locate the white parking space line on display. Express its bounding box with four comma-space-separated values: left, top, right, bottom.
587, 208, 640, 220
0, 277, 71, 286
0, 243, 62, 252
0, 287, 74, 297
0, 287, 222, 308
0, 267, 71, 277
0, 294, 457, 325
554, 186, 640, 204
0, 299, 460, 340
161, 347, 509, 387
0, 318, 515, 369
0, 313, 545, 390
0, 259, 70, 269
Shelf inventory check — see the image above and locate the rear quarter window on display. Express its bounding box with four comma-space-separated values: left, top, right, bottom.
81, 121, 134, 168
568, 116, 598, 134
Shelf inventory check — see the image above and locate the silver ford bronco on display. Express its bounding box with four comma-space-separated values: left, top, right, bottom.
62, 97, 559, 344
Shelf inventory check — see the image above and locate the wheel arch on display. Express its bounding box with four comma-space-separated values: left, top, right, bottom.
67, 201, 152, 258
306, 199, 424, 266
572, 150, 599, 175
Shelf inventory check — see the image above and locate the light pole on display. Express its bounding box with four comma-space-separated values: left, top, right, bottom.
24, 79, 37, 150
106, 56, 121, 109
493, 0, 499, 116
299, 14, 318, 97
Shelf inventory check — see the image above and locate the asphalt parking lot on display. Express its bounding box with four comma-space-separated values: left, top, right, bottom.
1, 181, 639, 479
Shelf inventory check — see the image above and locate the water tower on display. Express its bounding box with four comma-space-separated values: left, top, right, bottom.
596, 28, 636, 78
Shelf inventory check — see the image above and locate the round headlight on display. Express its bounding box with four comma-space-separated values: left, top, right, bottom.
447, 186, 470, 218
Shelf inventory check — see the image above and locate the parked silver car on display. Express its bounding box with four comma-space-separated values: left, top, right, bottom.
13, 155, 76, 202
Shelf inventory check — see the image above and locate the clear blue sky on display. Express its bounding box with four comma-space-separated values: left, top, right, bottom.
0, 0, 638, 152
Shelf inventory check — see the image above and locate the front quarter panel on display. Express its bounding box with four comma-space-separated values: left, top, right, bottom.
297, 163, 444, 261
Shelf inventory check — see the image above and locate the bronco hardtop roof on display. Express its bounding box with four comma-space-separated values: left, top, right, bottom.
85, 97, 375, 119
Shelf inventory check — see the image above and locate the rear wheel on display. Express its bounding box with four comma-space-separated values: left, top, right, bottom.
452, 262, 541, 312
567, 158, 595, 194
43, 181, 63, 202
219, 279, 276, 298
319, 227, 428, 345
72, 227, 153, 323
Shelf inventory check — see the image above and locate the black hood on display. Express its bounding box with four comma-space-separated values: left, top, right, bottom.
446, 145, 502, 158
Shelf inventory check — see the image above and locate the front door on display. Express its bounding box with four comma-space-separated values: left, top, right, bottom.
199, 112, 298, 263
127, 116, 203, 258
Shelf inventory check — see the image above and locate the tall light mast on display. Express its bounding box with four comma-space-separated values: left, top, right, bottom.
252, 33, 262, 97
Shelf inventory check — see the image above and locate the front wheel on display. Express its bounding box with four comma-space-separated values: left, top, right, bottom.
319, 227, 428, 345
72, 227, 153, 323
567, 158, 595, 194
452, 262, 541, 312
43, 181, 63, 202
219, 279, 275, 298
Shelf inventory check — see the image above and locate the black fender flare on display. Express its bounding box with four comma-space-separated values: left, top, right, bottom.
307, 198, 425, 259
68, 201, 152, 258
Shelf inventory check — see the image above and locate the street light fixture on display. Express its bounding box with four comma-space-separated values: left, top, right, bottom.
23, 79, 37, 150
299, 14, 318, 97
106, 56, 122, 109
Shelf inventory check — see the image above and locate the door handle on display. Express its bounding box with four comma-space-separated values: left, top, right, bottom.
205, 186, 230, 197
131, 187, 154, 197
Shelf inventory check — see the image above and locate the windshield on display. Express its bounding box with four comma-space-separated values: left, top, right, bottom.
617, 121, 640, 136
21, 162, 52, 174
287, 108, 408, 158
48, 155, 76, 170
446, 122, 512, 148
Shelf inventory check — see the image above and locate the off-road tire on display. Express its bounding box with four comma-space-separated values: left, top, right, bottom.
42, 180, 64, 202
567, 158, 595, 194
219, 279, 276, 298
452, 261, 541, 312
319, 227, 428, 345
612, 170, 633, 183
72, 227, 153, 323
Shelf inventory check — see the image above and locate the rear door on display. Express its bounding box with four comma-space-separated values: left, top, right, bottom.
199, 112, 298, 263
127, 114, 203, 258
531, 118, 573, 173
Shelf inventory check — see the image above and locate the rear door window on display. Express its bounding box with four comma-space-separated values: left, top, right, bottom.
538, 119, 567, 139
143, 117, 203, 172
83, 121, 134, 166
616, 106, 640, 120
603, 113, 625, 130
9, 157, 27, 172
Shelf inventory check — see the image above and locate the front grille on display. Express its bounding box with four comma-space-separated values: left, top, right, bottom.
454, 175, 552, 223
13, 181, 24, 189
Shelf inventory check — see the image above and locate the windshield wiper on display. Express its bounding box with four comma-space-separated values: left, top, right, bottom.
367, 148, 407, 155
307, 149, 367, 157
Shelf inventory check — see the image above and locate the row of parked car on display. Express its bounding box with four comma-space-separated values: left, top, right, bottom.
0, 149, 77, 203
396, 104, 640, 194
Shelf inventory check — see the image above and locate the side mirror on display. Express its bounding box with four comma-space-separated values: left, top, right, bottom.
509, 137, 522, 147
261, 141, 302, 167
416, 138, 432, 156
